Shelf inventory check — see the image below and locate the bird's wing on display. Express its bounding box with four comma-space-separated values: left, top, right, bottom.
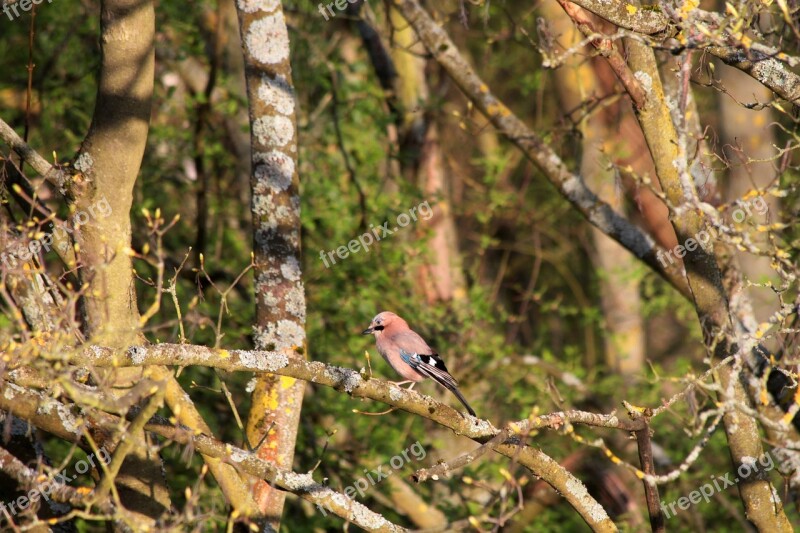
393, 332, 477, 416
397, 349, 459, 390
389, 330, 455, 385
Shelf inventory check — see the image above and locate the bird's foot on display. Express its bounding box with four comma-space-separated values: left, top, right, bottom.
389, 380, 416, 390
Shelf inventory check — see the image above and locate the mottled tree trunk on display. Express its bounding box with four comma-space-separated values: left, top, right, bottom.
235, 1, 306, 529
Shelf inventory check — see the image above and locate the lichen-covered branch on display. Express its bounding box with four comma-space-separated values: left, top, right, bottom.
0, 381, 159, 528
0, 118, 66, 188
622, 11, 793, 530
0, 445, 118, 517
142, 418, 407, 533
69, 343, 624, 531
72, 342, 641, 429
0, 381, 405, 532
567, 0, 668, 35
563, 0, 800, 103
709, 45, 800, 104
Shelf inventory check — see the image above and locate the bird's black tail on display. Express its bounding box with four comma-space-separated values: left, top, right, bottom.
449, 386, 477, 417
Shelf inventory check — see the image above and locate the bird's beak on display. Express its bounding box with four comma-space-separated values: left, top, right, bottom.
362, 327, 373, 335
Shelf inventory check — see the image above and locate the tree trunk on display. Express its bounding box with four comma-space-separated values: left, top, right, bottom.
72, 0, 171, 523
235, 1, 306, 530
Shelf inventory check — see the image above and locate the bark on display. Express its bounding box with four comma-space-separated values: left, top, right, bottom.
622, 24, 792, 530
69, 0, 172, 522
234, 1, 306, 529
74, 0, 153, 343
72, 341, 629, 532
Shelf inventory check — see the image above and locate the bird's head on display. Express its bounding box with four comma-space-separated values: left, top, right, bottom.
362, 311, 402, 337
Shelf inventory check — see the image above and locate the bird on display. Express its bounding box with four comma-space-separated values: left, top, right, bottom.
362, 311, 476, 417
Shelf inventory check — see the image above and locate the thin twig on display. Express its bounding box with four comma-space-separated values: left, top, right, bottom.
634, 418, 664, 533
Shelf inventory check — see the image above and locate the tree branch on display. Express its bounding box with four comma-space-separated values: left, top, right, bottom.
634, 419, 664, 533
564, 0, 800, 103
0, 118, 66, 188
622, 8, 794, 528
68, 342, 626, 531
0, 380, 406, 532
555, 0, 647, 109
150, 366, 261, 516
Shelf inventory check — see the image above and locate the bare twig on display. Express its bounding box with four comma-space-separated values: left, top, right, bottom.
634, 418, 664, 533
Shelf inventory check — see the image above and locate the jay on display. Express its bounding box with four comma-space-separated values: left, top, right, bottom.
362, 311, 476, 417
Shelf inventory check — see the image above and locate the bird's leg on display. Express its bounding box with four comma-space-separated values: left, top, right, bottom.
389, 381, 417, 393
